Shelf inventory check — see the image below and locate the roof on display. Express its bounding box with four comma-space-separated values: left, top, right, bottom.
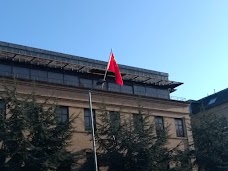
190, 88, 228, 114
0, 41, 183, 91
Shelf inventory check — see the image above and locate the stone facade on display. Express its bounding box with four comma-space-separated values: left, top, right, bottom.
0, 78, 193, 170
0, 41, 194, 170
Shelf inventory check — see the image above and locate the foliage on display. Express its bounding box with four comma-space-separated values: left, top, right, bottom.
0, 83, 76, 171
191, 109, 228, 171
91, 104, 192, 171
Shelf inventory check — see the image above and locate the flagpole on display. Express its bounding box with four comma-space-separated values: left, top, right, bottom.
103, 49, 112, 81
101, 49, 112, 89
89, 90, 98, 171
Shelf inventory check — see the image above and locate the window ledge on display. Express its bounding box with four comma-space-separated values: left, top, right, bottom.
170, 136, 187, 140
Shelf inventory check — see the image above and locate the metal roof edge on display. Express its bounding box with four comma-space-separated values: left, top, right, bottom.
0, 41, 168, 77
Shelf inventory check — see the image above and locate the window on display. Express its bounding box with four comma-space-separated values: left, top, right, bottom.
13, 66, 29, 79
64, 74, 79, 86
80, 78, 92, 88
157, 89, 169, 99
31, 69, 48, 81
56, 106, 69, 123
146, 87, 157, 97
84, 108, 96, 131
0, 100, 5, 116
133, 114, 143, 131
108, 82, 121, 92
155, 116, 164, 135
110, 111, 120, 131
208, 98, 217, 105
0, 64, 11, 76
93, 79, 107, 90
121, 85, 133, 94
134, 85, 146, 96
175, 118, 185, 137
48, 72, 63, 84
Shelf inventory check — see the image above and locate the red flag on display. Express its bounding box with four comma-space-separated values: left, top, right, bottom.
107, 52, 123, 86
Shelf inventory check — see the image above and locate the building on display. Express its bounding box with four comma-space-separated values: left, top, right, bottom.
190, 88, 228, 171
190, 88, 228, 116
0, 41, 193, 170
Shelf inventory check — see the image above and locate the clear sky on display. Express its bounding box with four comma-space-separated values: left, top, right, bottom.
0, 1, 228, 100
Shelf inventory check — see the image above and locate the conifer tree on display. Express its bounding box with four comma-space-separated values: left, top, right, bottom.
93, 104, 192, 171
0, 83, 76, 171
191, 110, 228, 171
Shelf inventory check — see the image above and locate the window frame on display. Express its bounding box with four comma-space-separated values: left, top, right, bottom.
174, 118, 185, 137
64, 74, 79, 86
133, 85, 146, 96
84, 108, 96, 131
110, 111, 121, 131
48, 72, 64, 84
133, 113, 143, 131
56, 106, 69, 123
0, 100, 6, 117
108, 82, 121, 92
155, 116, 164, 135
79, 78, 93, 88
121, 84, 133, 94
13, 66, 30, 79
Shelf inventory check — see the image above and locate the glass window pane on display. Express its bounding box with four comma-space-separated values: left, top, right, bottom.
80, 78, 92, 88
175, 118, 185, 137
48, 72, 63, 84
31, 69, 48, 81
61, 114, 68, 123
56, 106, 69, 123
85, 109, 90, 117
157, 89, 169, 99
121, 85, 133, 94
61, 107, 68, 115
108, 82, 121, 92
146, 87, 157, 97
134, 85, 146, 96
133, 114, 143, 131
64, 74, 79, 86
84, 108, 96, 131
110, 111, 120, 130
155, 116, 164, 136
0, 64, 11, 76
13, 66, 29, 79
0, 100, 5, 115
93, 79, 107, 90
84, 117, 90, 128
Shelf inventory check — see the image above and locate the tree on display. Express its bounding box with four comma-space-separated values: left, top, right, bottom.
191, 109, 228, 171
0, 83, 76, 171
92, 103, 192, 171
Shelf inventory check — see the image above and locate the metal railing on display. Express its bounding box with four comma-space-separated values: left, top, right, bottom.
170, 96, 186, 101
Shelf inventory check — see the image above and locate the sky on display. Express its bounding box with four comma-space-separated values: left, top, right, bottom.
0, 1, 228, 100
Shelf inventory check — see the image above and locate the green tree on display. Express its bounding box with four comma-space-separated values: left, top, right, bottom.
191, 109, 228, 171
0, 84, 76, 171
93, 104, 192, 171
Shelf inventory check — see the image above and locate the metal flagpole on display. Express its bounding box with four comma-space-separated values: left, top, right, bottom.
89, 90, 98, 171
103, 49, 112, 81
88, 50, 110, 170
101, 49, 112, 89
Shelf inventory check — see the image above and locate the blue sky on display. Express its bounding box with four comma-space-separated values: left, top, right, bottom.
1, 1, 228, 100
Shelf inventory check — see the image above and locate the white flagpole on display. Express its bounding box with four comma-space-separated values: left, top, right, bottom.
89, 90, 98, 171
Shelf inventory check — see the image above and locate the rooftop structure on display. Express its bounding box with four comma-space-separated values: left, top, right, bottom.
0, 41, 182, 98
